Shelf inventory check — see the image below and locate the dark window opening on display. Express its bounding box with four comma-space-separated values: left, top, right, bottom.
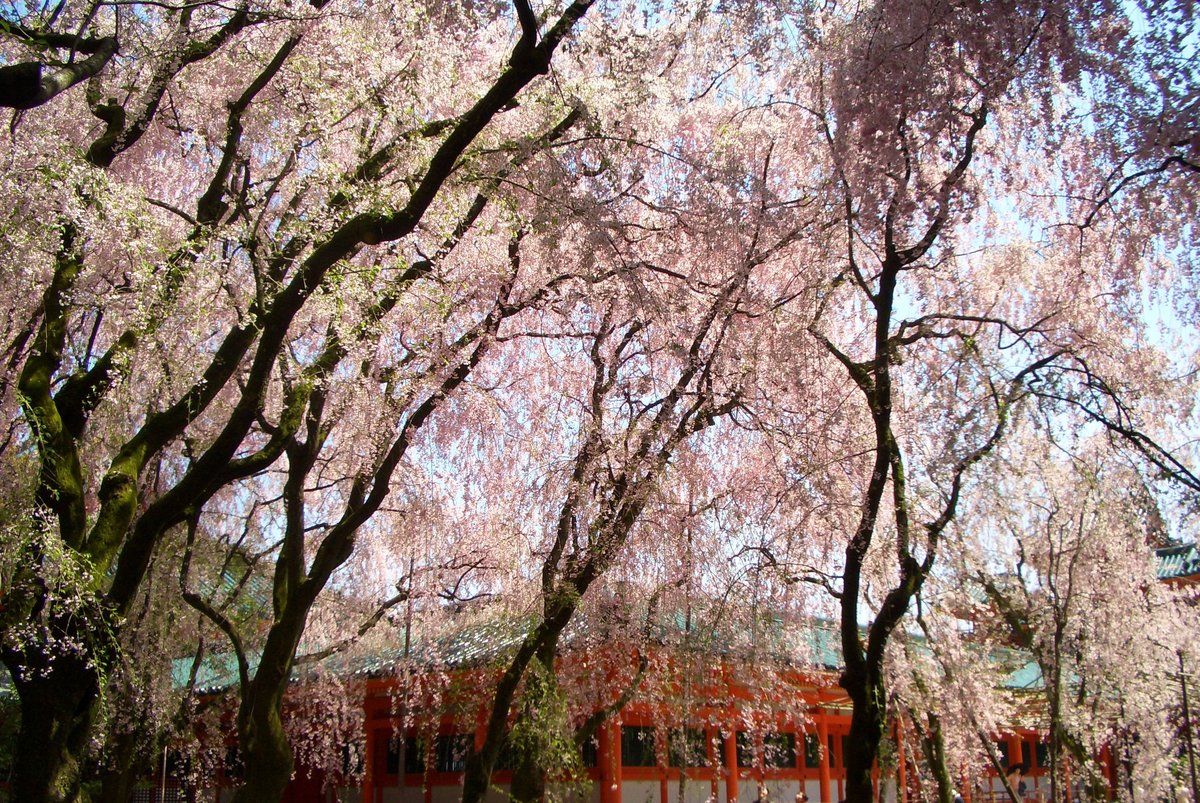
341, 743, 363, 776
764, 733, 796, 769
386, 736, 426, 774
494, 736, 516, 771
130, 791, 184, 803
386, 739, 399, 775
736, 731, 756, 768
224, 746, 243, 781
669, 728, 707, 767
1035, 742, 1049, 770
804, 734, 821, 769
435, 734, 472, 773
581, 736, 598, 768
165, 750, 190, 781
407, 738, 426, 774
621, 726, 657, 767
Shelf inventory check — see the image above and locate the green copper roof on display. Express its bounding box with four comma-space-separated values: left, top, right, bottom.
171, 650, 248, 694
1156, 542, 1200, 581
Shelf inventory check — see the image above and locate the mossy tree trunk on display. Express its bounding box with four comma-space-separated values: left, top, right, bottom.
2, 647, 98, 803
916, 713, 955, 803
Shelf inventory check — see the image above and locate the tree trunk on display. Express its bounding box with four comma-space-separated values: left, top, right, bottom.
921, 714, 955, 803
223, 589, 326, 803
3, 651, 99, 803
1048, 669, 1062, 803
97, 729, 144, 803
461, 606, 576, 803
842, 666, 886, 803
229, 677, 294, 803
510, 741, 547, 803
508, 634, 565, 803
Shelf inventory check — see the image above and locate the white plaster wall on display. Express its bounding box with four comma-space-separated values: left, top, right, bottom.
623, 779, 661, 803
722, 778, 802, 803
985, 775, 1040, 799
550, 781, 601, 803
665, 777, 717, 803
432, 783, 465, 803
763, 778, 800, 803
380, 784, 424, 803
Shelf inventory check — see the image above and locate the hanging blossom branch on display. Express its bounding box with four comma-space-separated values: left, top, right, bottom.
1028, 356, 1200, 495
293, 554, 497, 667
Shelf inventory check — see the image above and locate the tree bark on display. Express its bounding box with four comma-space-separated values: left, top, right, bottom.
507, 635, 563, 803
228, 622, 304, 803
842, 667, 886, 802
817, 104, 991, 803
0, 37, 117, 110
230, 690, 294, 803
3, 649, 99, 803
920, 714, 955, 803
461, 607, 576, 803
97, 729, 146, 803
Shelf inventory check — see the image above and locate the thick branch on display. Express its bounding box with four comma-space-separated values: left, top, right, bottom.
0, 36, 117, 110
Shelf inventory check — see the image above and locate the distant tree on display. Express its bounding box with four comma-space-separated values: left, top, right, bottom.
961, 440, 1192, 801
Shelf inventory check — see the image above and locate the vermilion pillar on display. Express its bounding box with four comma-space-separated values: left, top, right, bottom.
598, 720, 614, 803
817, 717, 831, 803
1007, 735, 1022, 771
725, 729, 739, 802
